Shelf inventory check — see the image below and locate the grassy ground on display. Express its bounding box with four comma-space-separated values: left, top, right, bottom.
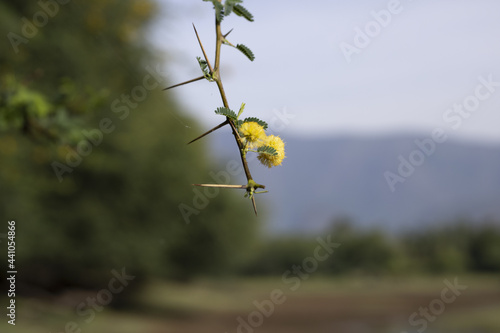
1, 275, 499, 333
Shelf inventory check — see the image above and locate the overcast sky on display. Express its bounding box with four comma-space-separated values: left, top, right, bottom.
148, 0, 500, 142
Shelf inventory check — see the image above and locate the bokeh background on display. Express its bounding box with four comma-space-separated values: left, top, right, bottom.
1, 1, 499, 333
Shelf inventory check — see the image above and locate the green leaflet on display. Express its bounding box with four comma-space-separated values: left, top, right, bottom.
215, 107, 237, 120
257, 145, 278, 156
243, 117, 268, 130
237, 102, 246, 118
196, 56, 213, 81
233, 4, 254, 22
236, 44, 255, 61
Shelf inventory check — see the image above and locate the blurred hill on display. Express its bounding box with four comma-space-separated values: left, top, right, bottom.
211, 132, 500, 234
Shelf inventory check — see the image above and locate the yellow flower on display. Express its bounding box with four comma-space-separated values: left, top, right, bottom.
239, 122, 266, 147
257, 135, 285, 168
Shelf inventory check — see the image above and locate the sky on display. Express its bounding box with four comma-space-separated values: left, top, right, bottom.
148, 0, 500, 142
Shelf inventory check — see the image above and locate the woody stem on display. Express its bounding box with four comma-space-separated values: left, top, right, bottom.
213, 6, 253, 183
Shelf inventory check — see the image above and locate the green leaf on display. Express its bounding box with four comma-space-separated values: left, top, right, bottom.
236, 44, 255, 61
215, 107, 237, 120
196, 56, 213, 81
196, 56, 208, 73
257, 145, 278, 156
215, 2, 224, 22
243, 117, 268, 130
203, 0, 224, 22
233, 4, 254, 22
224, 0, 242, 16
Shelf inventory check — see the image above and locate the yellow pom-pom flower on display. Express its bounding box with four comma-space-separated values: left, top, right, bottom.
257, 135, 285, 168
239, 121, 266, 148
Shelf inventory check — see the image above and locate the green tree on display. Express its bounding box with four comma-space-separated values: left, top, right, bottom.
402, 222, 473, 273
469, 223, 500, 272
0, 0, 257, 291
322, 218, 402, 275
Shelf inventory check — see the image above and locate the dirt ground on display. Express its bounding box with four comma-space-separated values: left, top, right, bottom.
153, 287, 500, 333
4, 276, 500, 333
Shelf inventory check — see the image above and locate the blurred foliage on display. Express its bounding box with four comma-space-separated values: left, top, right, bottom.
403, 220, 500, 273
0, 0, 257, 293
1, 0, 498, 299
242, 237, 320, 275
243, 218, 500, 276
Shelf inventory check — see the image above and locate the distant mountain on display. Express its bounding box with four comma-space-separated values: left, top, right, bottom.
207, 131, 500, 234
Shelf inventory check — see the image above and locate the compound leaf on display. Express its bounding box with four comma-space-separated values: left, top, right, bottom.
196, 56, 213, 81
224, 0, 242, 16
215, 107, 237, 120
236, 44, 255, 61
243, 117, 268, 130
203, 0, 224, 22
257, 145, 278, 156
233, 4, 254, 22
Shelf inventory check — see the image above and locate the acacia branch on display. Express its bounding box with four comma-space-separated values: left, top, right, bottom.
163, 1, 264, 215
212, 7, 254, 184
